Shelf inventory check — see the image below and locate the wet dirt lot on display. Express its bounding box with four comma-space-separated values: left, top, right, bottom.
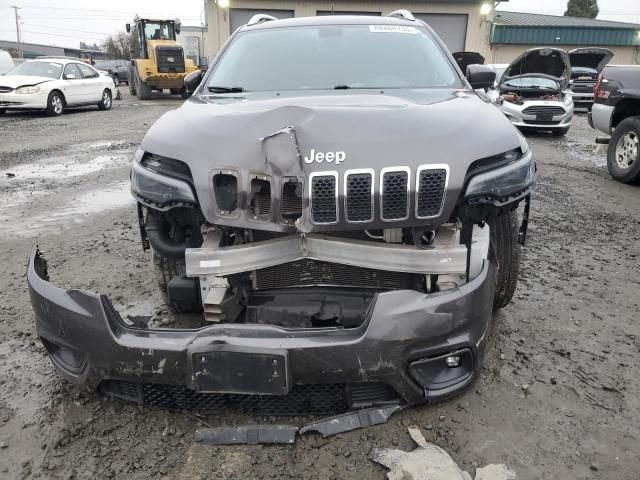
1, 91, 639, 480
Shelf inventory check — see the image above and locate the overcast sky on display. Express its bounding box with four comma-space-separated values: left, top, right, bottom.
0, 0, 639, 49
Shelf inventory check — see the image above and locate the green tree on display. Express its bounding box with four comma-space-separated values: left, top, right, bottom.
100, 17, 140, 59
79, 41, 101, 51
564, 0, 599, 18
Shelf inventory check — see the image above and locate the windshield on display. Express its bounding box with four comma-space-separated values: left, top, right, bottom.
6, 61, 62, 79
144, 22, 175, 41
503, 76, 560, 90
206, 25, 461, 92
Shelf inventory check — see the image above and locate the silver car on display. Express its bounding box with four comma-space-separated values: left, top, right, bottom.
488, 48, 574, 136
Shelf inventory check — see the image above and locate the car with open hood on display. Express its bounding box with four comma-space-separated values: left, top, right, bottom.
568, 48, 613, 109
0, 57, 115, 116
493, 47, 574, 136
28, 11, 535, 416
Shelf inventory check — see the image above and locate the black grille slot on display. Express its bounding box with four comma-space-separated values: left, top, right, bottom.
281, 180, 303, 221
155, 46, 185, 73
213, 173, 238, 213
349, 382, 400, 408
249, 178, 271, 220
311, 175, 337, 223
522, 106, 566, 116
0, 86, 13, 93
255, 259, 421, 290
381, 170, 409, 220
417, 169, 447, 218
101, 380, 349, 416
345, 172, 373, 222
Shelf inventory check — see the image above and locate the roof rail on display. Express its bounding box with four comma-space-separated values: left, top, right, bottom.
247, 14, 278, 26
387, 9, 415, 21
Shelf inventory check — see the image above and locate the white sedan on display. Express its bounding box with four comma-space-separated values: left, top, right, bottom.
0, 57, 116, 116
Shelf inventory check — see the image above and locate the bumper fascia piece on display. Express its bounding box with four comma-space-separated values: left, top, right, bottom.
499, 99, 574, 130
28, 247, 495, 407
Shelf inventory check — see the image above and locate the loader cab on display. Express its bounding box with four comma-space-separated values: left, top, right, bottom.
127, 19, 180, 59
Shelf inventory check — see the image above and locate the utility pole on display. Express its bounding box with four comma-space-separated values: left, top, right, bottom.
11, 5, 22, 58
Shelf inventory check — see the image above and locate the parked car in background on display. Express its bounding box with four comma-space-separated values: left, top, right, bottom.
568, 48, 613, 110
94, 59, 130, 85
492, 47, 574, 136
589, 65, 640, 183
0, 57, 115, 116
0, 49, 14, 75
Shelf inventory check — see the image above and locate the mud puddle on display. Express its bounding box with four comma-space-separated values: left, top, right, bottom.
0, 181, 134, 238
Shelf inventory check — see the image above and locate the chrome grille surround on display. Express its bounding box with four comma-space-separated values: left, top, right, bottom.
344, 168, 374, 223
415, 164, 449, 220
309, 171, 338, 225
380, 166, 410, 222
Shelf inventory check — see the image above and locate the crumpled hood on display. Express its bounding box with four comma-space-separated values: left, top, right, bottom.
141, 90, 521, 232
0, 75, 53, 89
500, 48, 571, 89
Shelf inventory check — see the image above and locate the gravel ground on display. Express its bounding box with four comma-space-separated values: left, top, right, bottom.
0, 90, 639, 480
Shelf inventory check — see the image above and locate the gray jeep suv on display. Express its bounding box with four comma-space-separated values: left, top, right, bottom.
29, 12, 535, 415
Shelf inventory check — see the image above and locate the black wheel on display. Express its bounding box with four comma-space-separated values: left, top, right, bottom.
44, 91, 64, 116
552, 127, 570, 136
488, 210, 521, 310
128, 66, 137, 95
97, 89, 112, 110
607, 116, 640, 184
170, 88, 181, 95
180, 87, 191, 99
135, 72, 152, 100
152, 249, 200, 312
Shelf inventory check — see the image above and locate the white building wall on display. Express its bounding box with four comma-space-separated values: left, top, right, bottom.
205, 1, 493, 60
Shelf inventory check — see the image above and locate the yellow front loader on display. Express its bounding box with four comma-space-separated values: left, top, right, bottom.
126, 19, 197, 100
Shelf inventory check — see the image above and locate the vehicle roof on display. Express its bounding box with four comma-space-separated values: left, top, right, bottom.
241, 15, 421, 31
28, 57, 93, 65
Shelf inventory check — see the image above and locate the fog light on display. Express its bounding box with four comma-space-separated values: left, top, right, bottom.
445, 355, 461, 368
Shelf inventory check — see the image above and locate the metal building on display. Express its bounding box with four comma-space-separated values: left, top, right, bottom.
490, 11, 640, 65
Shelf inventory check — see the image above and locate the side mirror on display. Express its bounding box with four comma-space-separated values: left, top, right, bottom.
65, 74, 76, 80
466, 64, 496, 90
184, 70, 203, 95
126, 23, 131, 33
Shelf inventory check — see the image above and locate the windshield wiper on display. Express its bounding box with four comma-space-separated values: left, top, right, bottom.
207, 86, 245, 93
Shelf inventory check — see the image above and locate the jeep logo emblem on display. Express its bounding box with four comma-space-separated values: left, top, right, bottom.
304, 149, 346, 165
167, 57, 175, 63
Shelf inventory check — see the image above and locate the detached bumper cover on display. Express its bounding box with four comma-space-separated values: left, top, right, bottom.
28, 247, 495, 409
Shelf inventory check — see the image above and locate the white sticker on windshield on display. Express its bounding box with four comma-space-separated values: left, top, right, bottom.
369, 25, 418, 34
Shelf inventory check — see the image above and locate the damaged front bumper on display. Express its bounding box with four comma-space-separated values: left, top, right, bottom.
28, 240, 495, 412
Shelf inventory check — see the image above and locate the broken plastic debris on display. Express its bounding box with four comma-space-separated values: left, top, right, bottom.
299, 405, 403, 438
194, 425, 298, 445
370, 426, 516, 480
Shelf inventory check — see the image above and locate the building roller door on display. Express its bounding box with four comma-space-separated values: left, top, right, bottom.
414, 13, 468, 52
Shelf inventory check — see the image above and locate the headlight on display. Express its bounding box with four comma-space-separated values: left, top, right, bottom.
563, 93, 573, 106
131, 152, 197, 209
465, 150, 535, 200
16, 85, 41, 94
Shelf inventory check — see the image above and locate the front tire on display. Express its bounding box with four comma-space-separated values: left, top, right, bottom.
135, 72, 152, 100
97, 89, 112, 110
607, 116, 640, 183
128, 66, 137, 95
488, 210, 521, 309
44, 91, 64, 116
